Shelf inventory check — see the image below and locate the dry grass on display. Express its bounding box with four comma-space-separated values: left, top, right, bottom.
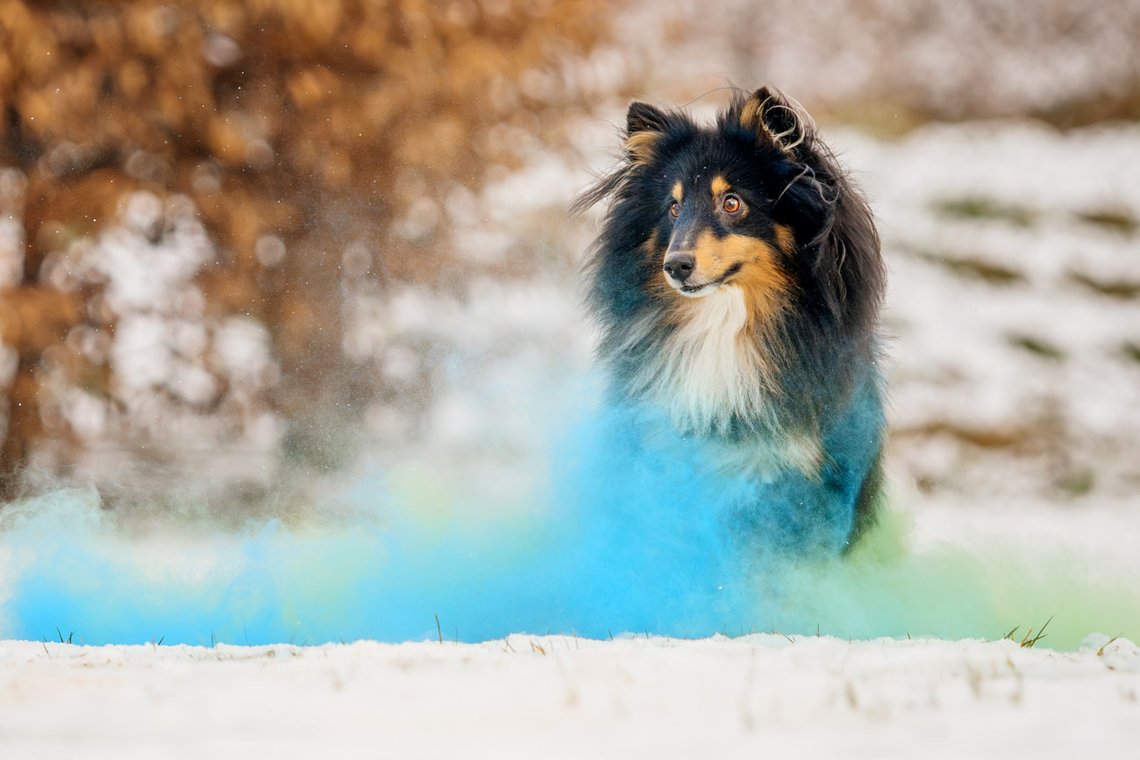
1004, 616, 1054, 649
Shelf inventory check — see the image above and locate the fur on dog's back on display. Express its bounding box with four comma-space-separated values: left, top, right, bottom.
576, 87, 887, 550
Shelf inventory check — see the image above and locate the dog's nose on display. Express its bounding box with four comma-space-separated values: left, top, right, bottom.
663, 253, 695, 283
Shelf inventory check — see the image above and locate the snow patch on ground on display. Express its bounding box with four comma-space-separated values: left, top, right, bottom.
1, 634, 1136, 758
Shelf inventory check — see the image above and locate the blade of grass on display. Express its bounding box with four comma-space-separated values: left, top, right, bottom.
1021, 616, 1054, 648
1097, 636, 1120, 656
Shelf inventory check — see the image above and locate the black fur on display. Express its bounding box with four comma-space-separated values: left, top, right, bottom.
575, 87, 888, 548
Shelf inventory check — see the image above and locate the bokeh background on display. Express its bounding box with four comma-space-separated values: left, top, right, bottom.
2, 0, 1139, 520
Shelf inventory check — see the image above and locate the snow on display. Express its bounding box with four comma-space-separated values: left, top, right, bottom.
1, 634, 1136, 758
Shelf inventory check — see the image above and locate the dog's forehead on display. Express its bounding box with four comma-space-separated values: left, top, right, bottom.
670, 174, 733, 203
662, 133, 753, 192
668, 165, 731, 197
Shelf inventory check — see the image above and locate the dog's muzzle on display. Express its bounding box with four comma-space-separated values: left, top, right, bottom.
663, 252, 695, 283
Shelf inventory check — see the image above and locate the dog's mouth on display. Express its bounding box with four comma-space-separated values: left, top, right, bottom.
669, 262, 743, 298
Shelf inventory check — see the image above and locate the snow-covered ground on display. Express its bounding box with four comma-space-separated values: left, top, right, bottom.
2, 633, 1137, 758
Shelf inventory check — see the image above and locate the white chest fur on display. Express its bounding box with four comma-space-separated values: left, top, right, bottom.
634, 287, 774, 437
624, 286, 820, 479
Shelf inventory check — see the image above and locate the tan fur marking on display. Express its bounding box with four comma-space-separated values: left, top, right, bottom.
691, 231, 792, 331
626, 131, 659, 166
642, 229, 681, 303
671, 181, 683, 203
711, 176, 730, 197
773, 224, 795, 254
643, 228, 659, 253
739, 97, 763, 131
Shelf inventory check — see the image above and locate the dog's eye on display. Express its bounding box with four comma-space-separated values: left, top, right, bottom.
722, 194, 742, 214
668, 201, 681, 218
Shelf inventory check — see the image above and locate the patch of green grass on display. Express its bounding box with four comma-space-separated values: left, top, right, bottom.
1119, 341, 1140, 365
934, 196, 1036, 227
1056, 468, 1095, 497
914, 250, 1025, 285
1069, 270, 1140, 300
1075, 208, 1138, 236
1006, 333, 1066, 361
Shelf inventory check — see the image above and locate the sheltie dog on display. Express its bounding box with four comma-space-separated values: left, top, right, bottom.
575, 87, 887, 553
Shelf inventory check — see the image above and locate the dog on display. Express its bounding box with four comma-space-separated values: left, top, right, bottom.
575, 87, 887, 553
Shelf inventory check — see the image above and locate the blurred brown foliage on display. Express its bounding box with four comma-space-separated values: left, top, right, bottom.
0, 0, 608, 500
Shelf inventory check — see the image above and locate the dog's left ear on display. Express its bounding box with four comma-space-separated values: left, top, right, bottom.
626, 101, 669, 136
624, 101, 670, 165
737, 87, 814, 158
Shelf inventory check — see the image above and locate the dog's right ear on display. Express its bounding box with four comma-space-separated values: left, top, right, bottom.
738, 87, 814, 159
627, 102, 668, 134
625, 102, 668, 165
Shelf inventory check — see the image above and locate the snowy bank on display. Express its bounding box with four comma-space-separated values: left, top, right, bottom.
1, 633, 1137, 759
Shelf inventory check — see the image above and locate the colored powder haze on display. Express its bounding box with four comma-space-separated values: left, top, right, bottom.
4, 123, 1140, 650
3, 381, 1138, 650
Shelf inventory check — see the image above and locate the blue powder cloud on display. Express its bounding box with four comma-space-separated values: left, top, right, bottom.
1, 398, 1138, 649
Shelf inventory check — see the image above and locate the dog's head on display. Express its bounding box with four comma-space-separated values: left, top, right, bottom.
581, 87, 883, 337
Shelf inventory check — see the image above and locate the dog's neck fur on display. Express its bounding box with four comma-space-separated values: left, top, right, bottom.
620, 285, 821, 478
618, 287, 785, 434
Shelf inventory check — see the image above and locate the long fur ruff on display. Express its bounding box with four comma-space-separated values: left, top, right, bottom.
576, 86, 888, 549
